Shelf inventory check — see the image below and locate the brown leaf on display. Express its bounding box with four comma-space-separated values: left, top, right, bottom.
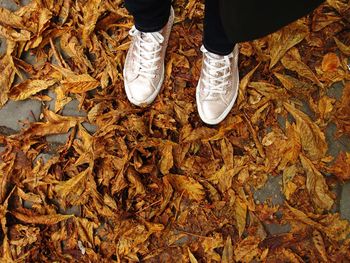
55, 167, 90, 200
281, 48, 323, 88
334, 37, 350, 56
284, 103, 327, 160
312, 230, 328, 262
220, 138, 234, 170
329, 151, 350, 181
21, 109, 83, 138
166, 175, 205, 201
321, 52, 340, 72
159, 142, 174, 175
269, 21, 308, 68
234, 236, 261, 262
300, 154, 334, 212
282, 165, 298, 200
12, 211, 73, 225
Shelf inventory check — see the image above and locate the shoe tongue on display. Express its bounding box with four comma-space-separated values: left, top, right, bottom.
140, 33, 156, 60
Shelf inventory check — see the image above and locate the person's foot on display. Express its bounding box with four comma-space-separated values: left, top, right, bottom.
196, 44, 239, 125
123, 7, 174, 106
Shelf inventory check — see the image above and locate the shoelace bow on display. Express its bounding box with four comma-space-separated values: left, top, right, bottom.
201, 45, 233, 96
129, 26, 164, 78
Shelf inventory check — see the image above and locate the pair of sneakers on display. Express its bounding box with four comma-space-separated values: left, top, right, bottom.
123, 7, 239, 125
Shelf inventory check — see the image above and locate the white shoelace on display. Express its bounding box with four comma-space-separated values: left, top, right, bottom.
129, 26, 164, 78
201, 45, 233, 96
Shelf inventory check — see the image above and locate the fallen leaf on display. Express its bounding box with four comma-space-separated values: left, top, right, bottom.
12, 211, 73, 225
221, 236, 234, 263
321, 53, 340, 72
281, 48, 323, 88
166, 175, 205, 201
300, 154, 334, 212
269, 21, 308, 68
9, 79, 57, 101
188, 248, 198, 263
284, 103, 327, 160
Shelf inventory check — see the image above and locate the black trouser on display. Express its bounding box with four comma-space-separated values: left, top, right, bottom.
124, 0, 234, 55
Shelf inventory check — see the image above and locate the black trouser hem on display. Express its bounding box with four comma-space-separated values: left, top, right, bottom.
134, 11, 170, 32
202, 42, 234, 56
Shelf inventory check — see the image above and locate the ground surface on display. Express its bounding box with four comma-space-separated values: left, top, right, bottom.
0, 0, 350, 262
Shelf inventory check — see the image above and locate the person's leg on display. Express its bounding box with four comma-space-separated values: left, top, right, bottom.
196, 0, 239, 125
125, 0, 171, 32
203, 0, 235, 55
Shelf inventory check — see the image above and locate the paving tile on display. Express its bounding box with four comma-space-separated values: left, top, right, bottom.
0, 0, 19, 11
253, 175, 284, 206
340, 182, 350, 222
0, 36, 6, 57
0, 99, 42, 131
325, 122, 350, 159
263, 222, 291, 235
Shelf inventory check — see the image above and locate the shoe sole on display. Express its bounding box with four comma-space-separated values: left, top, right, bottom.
123, 7, 175, 107
196, 44, 240, 125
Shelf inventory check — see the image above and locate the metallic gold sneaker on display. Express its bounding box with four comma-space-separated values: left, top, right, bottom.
196, 44, 239, 125
123, 7, 174, 106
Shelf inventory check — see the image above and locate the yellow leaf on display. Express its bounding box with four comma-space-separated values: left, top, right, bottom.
9, 79, 57, 101
221, 236, 234, 263
62, 74, 100, 93
238, 63, 259, 106
21, 110, 82, 138
300, 154, 334, 212
208, 165, 238, 193
318, 96, 335, 120
55, 167, 90, 199
188, 248, 198, 263
234, 190, 247, 238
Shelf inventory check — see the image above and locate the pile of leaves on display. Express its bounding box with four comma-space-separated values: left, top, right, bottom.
1, 0, 350, 261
